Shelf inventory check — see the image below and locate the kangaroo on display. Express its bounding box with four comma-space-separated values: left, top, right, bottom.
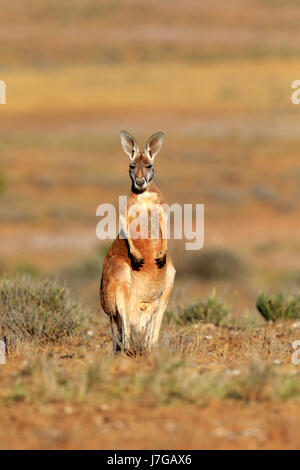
100, 130, 175, 353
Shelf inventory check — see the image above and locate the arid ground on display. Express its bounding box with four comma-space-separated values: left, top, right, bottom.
0, 0, 300, 450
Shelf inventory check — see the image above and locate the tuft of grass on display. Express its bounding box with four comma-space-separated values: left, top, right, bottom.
224, 359, 273, 402
277, 374, 300, 401
0, 275, 88, 347
165, 291, 229, 326
256, 291, 300, 321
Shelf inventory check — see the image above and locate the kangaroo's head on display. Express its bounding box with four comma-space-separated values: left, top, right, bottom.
120, 130, 164, 193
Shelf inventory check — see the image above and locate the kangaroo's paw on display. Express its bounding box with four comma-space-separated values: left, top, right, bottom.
130, 248, 144, 270
155, 250, 167, 268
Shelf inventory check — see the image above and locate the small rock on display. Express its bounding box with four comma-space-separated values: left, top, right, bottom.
202, 323, 216, 331
165, 420, 176, 432
114, 420, 125, 430
64, 406, 73, 415
241, 427, 265, 441
214, 427, 235, 439
226, 368, 240, 376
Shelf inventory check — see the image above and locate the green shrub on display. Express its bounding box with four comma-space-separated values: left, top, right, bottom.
0, 275, 88, 346
256, 291, 300, 321
165, 292, 229, 326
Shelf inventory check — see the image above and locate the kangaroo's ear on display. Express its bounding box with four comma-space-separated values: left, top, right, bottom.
120, 130, 139, 160
144, 132, 164, 160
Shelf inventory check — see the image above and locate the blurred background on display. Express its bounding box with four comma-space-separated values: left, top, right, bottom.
0, 0, 299, 322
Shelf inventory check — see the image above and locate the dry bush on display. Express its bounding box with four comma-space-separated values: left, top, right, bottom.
0, 275, 88, 348
256, 292, 300, 321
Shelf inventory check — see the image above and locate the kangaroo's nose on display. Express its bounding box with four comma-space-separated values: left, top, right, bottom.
136, 177, 145, 186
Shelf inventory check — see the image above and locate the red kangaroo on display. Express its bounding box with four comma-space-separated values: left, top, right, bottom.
100, 131, 175, 353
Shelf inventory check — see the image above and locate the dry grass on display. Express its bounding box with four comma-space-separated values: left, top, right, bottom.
1, 294, 300, 449
2, 330, 300, 407
1, 285, 299, 408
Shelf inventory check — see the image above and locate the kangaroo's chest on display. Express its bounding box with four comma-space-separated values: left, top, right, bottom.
128, 192, 161, 239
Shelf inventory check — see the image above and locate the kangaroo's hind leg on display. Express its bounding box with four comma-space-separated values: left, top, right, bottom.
115, 281, 132, 352
110, 314, 123, 353
101, 255, 132, 353
148, 261, 176, 346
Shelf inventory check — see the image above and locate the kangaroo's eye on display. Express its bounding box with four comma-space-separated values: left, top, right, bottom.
146, 165, 153, 169
130, 165, 135, 169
